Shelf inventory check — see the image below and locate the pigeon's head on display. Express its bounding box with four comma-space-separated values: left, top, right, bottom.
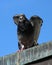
13, 14, 29, 31
13, 14, 27, 25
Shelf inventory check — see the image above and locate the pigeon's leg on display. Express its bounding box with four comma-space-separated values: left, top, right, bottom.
33, 40, 39, 46
18, 42, 25, 52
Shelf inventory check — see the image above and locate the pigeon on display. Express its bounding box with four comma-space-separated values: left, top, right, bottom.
13, 14, 43, 51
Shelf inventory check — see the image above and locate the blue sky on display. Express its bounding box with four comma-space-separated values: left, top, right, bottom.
0, 0, 52, 56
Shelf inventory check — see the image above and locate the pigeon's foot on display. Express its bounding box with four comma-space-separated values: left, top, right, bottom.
17, 48, 24, 52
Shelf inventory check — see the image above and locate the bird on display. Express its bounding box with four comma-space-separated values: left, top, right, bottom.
13, 14, 43, 51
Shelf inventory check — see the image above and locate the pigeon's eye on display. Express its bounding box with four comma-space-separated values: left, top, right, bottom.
16, 16, 19, 18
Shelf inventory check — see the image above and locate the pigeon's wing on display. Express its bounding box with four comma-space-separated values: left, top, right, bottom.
30, 15, 43, 27
30, 15, 43, 43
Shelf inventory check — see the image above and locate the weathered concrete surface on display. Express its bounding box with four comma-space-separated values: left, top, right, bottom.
25, 55, 52, 65
0, 52, 19, 65
19, 41, 52, 65
0, 41, 52, 65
